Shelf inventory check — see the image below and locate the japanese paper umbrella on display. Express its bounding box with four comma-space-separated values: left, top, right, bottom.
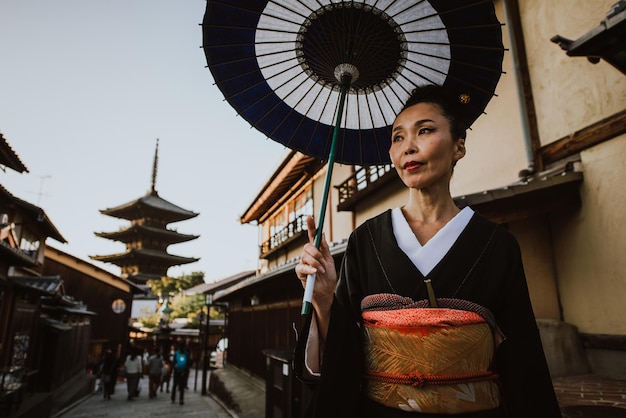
202, 0, 504, 314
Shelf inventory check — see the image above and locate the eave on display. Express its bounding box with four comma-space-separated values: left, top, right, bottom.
454, 164, 584, 224
45, 245, 144, 294
90, 248, 199, 267
8, 275, 63, 297
240, 150, 325, 224
183, 269, 257, 296
0, 184, 66, 243
101, 190, 198, 223
551, 3, 626, 75
94, 224, 199, 245
0, 132, 29, 173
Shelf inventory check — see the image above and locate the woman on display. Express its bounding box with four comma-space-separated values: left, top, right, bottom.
147, 347, 163, 399
124, 347, 143, 401
294, 85, 561, 417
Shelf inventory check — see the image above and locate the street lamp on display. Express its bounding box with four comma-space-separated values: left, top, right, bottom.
201, 293, 213, 395
158, 298, 173, 328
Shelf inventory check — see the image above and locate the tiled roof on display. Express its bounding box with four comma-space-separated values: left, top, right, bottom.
100, 190, 198, 223
90, 247, 199, 265
9, 275, 63, 296
0, 184, 66, 243
0, 132, 28, 173
94, 223, 199, 244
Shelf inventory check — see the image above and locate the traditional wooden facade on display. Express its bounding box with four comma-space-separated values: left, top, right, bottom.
1, 133, 95, 417
0, 185, 68, 372
43, 245, 144, 371
90, 141, 200, 286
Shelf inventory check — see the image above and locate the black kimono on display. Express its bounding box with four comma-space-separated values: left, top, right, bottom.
294, 210, 562, 418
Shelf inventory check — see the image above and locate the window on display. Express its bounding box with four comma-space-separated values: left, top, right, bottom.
263, 186, 313, 253
19, 227, 40, 259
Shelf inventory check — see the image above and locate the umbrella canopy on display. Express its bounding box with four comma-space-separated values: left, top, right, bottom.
203, 0, 505, 314
202, 0, 505, 166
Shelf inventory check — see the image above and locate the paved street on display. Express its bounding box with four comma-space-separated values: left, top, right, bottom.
51, 366, 626, 418
55, 369, 234, 418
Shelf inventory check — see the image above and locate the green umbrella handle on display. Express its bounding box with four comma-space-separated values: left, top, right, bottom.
302, 74, 351, 316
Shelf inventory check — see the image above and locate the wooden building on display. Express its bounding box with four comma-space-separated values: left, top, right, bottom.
43, 245, 144, 371
0, 184, 68, 376
1, 133, 95, 417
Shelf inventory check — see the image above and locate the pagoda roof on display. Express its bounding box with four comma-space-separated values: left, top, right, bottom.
125, 272, 164, 285
90, 247, 199, 267
100, 190, 198, 223
94, 224, 199, 245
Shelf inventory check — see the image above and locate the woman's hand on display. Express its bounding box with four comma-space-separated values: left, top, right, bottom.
296, 216, 337, 323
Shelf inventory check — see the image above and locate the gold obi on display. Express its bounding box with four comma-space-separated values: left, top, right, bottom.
361, 294, 502, 414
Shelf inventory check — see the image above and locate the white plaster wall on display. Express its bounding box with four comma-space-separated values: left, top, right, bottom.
504, 0, 626, 335
508, 217, 561, 320
520, 0, 626, 144
551, 134, 626, 334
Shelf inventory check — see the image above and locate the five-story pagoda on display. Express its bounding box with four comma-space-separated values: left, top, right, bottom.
91, 140, 199, 287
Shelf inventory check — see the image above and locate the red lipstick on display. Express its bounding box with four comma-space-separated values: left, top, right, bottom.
404, 161, 423, 172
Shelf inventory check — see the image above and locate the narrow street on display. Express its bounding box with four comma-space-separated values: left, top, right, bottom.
54, 369, 234, 418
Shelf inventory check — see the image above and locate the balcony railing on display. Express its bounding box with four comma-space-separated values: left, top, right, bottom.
0, 240, 38, 267
260, 214, 309, 258
336, 165, 398, 211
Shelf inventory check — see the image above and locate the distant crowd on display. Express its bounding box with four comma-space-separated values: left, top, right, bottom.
95, 340, 191, 404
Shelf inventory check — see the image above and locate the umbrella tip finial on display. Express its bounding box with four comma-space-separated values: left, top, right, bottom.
334, 63, 359, 85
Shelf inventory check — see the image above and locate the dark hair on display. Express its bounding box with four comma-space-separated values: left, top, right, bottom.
401, 84, 468, 140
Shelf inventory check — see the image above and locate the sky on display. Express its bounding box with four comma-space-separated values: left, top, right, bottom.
0, 1, 288, 282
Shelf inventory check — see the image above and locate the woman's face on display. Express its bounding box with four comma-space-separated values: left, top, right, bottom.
389, 102, 465, 191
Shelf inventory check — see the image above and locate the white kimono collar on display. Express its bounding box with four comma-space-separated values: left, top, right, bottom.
391, 206, 475, 276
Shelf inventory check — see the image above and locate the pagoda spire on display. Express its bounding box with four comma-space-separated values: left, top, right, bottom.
151, 138, 159, 193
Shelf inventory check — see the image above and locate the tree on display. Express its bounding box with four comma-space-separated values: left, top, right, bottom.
171, 292, 205, 323
147, 271, 205, 298
139, 272, 207, 328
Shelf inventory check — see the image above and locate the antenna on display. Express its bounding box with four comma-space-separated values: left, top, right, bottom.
34, 175, 52, 205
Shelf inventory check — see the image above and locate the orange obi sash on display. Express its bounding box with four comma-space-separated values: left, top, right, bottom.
361, 294, 502, 414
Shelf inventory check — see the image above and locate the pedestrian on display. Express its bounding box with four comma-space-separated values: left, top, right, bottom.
142, 347, 150, 368
100, 348, 119, 400
124, 347, 143, 401
160, 357, 172, 393
147, 347, 163, 399
294, 84, 562, 417
171, 341, 190, 405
